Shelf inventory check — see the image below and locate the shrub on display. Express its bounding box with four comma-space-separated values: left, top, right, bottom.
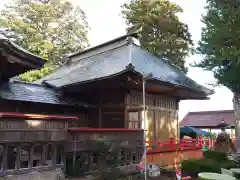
181, 159, 221, 175
220, 160, 238, 169
181, 158, 238, 175
203, 150, 227, 161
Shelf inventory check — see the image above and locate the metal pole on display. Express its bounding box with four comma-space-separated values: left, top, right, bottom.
142, 77, 147, 180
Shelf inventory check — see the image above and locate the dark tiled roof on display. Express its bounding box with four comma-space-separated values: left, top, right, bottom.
0, 81, 95, 108
0, 35, 45, 68
180, 110, 234, 128
40, 35, 213, 96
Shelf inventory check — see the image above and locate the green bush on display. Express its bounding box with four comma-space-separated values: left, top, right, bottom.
220, 160, 238, 169
181, 159, 221, 174
181, 158, 238, 175
203, 150, 227, 161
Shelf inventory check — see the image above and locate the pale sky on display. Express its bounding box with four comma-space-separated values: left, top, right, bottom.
0, 0, 233, 119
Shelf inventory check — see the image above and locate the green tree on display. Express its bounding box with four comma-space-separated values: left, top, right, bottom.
196, 0, 240, 137
0, 0, 89, 82
121, 0, 193, 73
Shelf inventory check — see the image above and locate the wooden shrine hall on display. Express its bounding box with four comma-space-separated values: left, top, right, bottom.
0, 34, 213, 177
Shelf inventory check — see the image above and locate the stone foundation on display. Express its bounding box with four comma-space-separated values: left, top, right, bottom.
5, 168, 65, 180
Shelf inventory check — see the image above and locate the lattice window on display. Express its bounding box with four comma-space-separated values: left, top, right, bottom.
128, 111, 141, 129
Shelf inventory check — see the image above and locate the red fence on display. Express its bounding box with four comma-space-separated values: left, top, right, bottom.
146, 137, 215, 154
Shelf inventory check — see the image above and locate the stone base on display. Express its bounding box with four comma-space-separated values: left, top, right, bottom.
5, 168, 65, 180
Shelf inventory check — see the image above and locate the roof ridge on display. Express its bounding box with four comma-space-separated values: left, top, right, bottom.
41, 42, 131, 84
69, 32, 137, 58
188, 110, 234, 114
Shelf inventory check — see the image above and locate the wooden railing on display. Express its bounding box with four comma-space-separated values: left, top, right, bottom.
66, 128, 144, 175
67, 128, 143, 150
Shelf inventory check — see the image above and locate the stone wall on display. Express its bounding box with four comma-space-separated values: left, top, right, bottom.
5, 169, 65, 180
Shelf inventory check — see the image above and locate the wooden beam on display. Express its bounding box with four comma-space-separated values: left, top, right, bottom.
102, 111, 124, 115
0, 112, 79, 121
68, 128, 144, 132
127, 105, 177, 112
101, 104, 125, 108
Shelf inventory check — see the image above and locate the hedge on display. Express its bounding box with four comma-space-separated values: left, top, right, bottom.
203, 150, 227, 161
181, 159, 237, 175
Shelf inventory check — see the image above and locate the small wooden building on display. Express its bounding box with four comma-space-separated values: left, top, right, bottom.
40, 33, 213, 141
0, 34, 212, 176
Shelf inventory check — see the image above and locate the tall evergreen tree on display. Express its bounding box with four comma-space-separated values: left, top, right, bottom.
0, 0, 89, 81
196, 0, 240, 138
122, 0, 193, 73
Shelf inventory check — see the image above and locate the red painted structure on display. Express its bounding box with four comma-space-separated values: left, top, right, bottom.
146, 137, 214, 168
147, 138, 201, 154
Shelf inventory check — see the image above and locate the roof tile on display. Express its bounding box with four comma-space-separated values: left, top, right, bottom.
180, 110, 234, 128
0, 81, 95, 108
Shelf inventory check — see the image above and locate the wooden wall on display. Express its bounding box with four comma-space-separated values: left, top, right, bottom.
0, 119, 66, 142
0, 100, 89, 127
126, 91, 179, 141
98, 91, 125, 128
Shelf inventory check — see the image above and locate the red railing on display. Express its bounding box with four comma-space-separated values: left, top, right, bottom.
146, 137, 214, 154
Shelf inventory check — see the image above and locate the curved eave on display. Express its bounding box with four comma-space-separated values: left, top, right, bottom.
44, 68, 131, 89
44, 67, 212, 100
0, 38, 46, 69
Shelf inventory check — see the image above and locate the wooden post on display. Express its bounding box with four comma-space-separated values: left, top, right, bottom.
199, 136, 203, 148
170, 138, 174, 151
62, 144, 66, 173
124, 93, 129, 128
15, 144, 20, 170
2, 144, 8, 171
28, 144, 34, 169
42, 144, 47, 166
233, 95, 240, 151
52, 143, 56, 167
98, 99, 102, 128
153, 98, 157, 140
87, 151, 92, 172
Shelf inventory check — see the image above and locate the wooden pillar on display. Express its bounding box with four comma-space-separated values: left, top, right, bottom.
52, 143, 56, 167
233, 95, 240, 151
28, 144, 34, 169
124, 93, 129, 128
176, 100, 180, 140
72, 138, 76, 170
2, 144, 8, 171
87, 151, 92, 172
98, 99, 102, 128
15, 144, 21, 170
42, 144, 47, 166
153, 98, 157, 140
62, 144, 66, 173
64, 120, 68, 140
